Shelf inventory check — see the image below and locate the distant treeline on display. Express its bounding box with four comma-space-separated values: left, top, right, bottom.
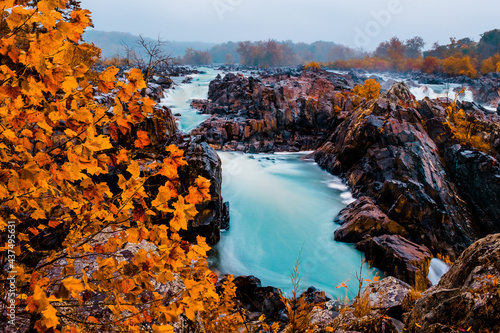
172, 40, 367, 67
323, 29, 500, 78
206, 40, 366, 66
92, 29, 500, 77
89, 30, 367, 67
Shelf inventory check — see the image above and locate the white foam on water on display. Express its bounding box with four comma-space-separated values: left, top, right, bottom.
410, 84, 478, 105
428, 258, 450, 285
160, 67, 220, 132
339, 191, 356, 205
326, 180, 349, 192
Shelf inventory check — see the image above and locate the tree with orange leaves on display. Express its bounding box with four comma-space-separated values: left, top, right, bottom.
0, 1, 246, 332
421, 56, 440, 74
443, 55, 478, 78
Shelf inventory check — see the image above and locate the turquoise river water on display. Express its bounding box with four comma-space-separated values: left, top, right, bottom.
161, 67, 449, 297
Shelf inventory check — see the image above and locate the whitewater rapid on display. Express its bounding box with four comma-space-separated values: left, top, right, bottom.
161, 67, 218, 132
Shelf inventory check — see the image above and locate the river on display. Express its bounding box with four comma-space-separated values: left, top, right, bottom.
161, 66, 450, 296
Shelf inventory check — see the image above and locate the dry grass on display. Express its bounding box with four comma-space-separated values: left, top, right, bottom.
280, 255, 319, 333
353, 290, 372, 318
402, 289, 423, 313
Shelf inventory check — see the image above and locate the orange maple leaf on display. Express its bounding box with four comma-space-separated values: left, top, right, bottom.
186, 176, 211, 205
48, 220, 60, 228
134, 130, 151, 148
127, 68, 147, 91
98, 66, 119, 93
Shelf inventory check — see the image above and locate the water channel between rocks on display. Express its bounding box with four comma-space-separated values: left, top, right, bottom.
162, 67, 451, 296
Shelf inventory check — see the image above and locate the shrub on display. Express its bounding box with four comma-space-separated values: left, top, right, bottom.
352, 79, 382, 107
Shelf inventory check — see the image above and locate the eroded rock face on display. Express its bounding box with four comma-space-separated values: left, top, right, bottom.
179, 140, 228, 245
405, 233, 500, 332
357, 235, 432, 291
444, 145, 500, 235
191, 70, 355, 152
313, 83, 500, 287
334, 197, 408, 243
315, 90, 475, 255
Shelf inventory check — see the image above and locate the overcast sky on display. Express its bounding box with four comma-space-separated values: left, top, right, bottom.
82, 0, 499, 51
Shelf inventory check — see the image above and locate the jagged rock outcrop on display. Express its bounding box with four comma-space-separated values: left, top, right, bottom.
315, 83, 479, 258
443, 145, 500, 235
191, 69, 356, 152
179, 139, 229, 245
357, 235, 432, 291
313, 82, 500, 289
405, 233, 500, 332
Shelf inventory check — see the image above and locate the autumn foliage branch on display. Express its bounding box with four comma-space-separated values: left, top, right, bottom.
0, 1, 244, 332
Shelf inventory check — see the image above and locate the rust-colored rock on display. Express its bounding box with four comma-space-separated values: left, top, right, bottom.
357, 235, 432, 291
405, 233, 500, 332
334, 197, 408, 243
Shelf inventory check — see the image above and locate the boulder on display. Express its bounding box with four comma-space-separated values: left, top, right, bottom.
405, 233, 500, 332
366, 277, 412, 320
357, 235, 432, 291
179, 140, 226, 245
334, 197, 408, 243
231, 276, 285, 321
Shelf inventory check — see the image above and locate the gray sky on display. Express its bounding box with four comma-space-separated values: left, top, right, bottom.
82, 0, 499, 51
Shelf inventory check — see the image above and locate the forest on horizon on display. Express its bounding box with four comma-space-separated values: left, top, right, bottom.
89, 28, 500, 78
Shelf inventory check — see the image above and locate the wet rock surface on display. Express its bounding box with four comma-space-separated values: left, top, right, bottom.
191, 69, 356, 152
312, 82, 500, 289
357, 235, 432, 291
405, 233, 500, 333
443, 144, 500, 235
334, 197, 409, 243
179, 139, 228, 245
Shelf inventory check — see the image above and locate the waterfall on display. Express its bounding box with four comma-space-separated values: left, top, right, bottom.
428, 258, 450, 285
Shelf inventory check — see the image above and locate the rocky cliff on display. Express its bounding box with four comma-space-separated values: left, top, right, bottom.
191, 69, 356, 152
314, 82, 500, 289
